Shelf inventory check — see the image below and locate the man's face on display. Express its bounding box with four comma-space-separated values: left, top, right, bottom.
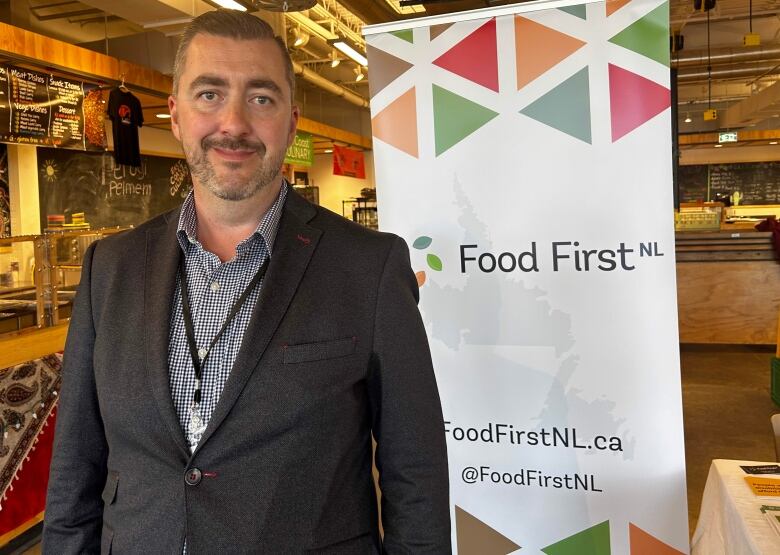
169, 34, 298, 202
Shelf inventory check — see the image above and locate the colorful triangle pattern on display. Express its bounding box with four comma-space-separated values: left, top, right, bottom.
455, 506, 521, 555
629, 523, 685, 555
515, 16, 586, 90
542, 520, 611, 555
559, 4, 587, 19
391, 29, 414, 43
520, 67, 591, 144
433, 18, 499, 92
606, 0, 631, 16
430, 22, 454, 41
371, 87, 419, 158
609, 63, 670, 142
366, 45, 414, 98
433, 84, 499, 156
609, 2, 670, 67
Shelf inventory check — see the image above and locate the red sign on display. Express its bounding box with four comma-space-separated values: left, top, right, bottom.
332, 145, 366, 179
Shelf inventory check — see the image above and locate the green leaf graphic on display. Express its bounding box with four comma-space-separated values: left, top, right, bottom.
413, 236, 433, 250
427, 254, 443, 271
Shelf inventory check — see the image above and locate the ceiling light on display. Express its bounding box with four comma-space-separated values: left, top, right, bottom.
714, 144, 723, 148
330, 51, 340, 68
328, 39, 368, 67
292, 27, 310, 48
325, 148, 333, 153
771, 141, 778, 145
155, 113, 171, 119
209, 0, 247, 11
354, 65, 365, 82
684, 113, 692, 123
385, 0, 425, 14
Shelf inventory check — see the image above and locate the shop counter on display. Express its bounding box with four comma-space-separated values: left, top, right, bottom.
676, 230, 780, 344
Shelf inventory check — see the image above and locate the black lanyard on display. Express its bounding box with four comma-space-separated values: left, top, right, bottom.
178, 254, 270, 406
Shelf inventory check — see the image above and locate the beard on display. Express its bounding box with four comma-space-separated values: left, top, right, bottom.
184, 136, 286, 201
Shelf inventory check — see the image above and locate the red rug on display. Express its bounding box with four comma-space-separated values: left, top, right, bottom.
0, 354, 61, 542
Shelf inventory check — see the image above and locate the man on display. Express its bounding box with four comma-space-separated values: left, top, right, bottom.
43, 10, 450, 554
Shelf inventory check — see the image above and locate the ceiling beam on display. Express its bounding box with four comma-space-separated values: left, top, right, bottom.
0, 20, 172, 95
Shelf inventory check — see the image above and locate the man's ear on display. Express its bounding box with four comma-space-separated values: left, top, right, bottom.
168, 95, 181, 141
287, 105, 300, 147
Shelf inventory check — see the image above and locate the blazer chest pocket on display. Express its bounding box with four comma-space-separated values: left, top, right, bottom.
283, 337, 356, 364
101, 471, 118, 505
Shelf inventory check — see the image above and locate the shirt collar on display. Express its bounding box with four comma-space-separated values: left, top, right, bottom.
176, 180, 289, 256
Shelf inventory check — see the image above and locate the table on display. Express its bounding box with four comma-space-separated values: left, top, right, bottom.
692, 459, 780, 554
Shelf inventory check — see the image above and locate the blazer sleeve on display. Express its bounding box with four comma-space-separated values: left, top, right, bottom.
43, 241, 108, 555
368, 236, 452, 554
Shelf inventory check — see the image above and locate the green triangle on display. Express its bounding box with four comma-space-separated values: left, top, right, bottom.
542, 521, 611, 555
520, 66, 591, 144
608, 2, 669, 66
391, 29, 414, 43
433, 85, 499, 156
559, 4, 586, 19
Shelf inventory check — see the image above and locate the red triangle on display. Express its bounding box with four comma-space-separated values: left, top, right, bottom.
433, 19, 499, 92
629, 523, 685, 555
609, 64, 670, 142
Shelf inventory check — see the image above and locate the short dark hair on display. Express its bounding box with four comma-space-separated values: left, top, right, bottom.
172, 9, 295, 98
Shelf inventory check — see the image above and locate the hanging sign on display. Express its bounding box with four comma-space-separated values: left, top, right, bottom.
366, 0, 688, 553
0, 64, 105, 151
332, 145, 366, 178
284, 131, 313, 166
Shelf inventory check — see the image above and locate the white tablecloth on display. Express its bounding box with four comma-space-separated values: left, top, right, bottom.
692, 459, 780, 555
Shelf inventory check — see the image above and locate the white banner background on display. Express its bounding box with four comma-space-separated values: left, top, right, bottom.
366, 1, 688, 553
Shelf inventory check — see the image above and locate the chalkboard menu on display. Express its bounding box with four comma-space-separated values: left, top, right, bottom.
38, 147, 192, 230
0, 64, 105, 151
0, 144, 8, 238
679, 161, 780, 205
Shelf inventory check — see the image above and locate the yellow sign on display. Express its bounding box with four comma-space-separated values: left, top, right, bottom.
745, 476, 780, 496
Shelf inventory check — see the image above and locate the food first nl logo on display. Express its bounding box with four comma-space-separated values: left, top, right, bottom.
411, 235, 443, 287
412, 235, 666, 287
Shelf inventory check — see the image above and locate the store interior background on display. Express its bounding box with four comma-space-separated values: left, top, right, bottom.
2, 0, 780, 550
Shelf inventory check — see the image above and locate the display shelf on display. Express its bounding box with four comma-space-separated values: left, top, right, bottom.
342, 197, 378, 230
0, 228, 126, 338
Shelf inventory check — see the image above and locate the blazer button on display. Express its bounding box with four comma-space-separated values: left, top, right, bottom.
185, 468, 202, 486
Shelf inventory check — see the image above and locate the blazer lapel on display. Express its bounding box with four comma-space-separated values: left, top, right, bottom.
195, 190, 321, 451
144, 208, 191, 459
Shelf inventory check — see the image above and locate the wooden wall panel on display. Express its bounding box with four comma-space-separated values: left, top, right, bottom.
0, 22, 169, 93
677, 260, 780, 344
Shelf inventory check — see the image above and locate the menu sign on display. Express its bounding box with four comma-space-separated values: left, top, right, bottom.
0, 67, 10, 137
0, 63, 104, 151
49, 75, 84, 148
7, 67, 50, 142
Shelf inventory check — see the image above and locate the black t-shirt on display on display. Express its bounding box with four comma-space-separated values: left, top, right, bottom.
108, 88, 143, 167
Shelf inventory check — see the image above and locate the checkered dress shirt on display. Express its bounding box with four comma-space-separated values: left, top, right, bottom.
168, 184, 287, 453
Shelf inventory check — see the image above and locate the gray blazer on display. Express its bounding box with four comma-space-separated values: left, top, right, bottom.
42, 189, 451, 554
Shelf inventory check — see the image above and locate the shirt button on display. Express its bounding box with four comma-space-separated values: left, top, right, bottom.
185, 468, 202, 486
210, 281, 220, 292
197, 348, 207, 360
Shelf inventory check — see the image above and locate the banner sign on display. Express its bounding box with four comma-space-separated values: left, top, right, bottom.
0, 64, 105, 151
284, 131, 313, 166
365, 0, 688, 553
332, 145, 366, 178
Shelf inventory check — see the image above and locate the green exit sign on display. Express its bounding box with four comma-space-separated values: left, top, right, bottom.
718, 132, 738, 143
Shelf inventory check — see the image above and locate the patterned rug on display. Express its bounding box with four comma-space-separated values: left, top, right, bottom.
0, 354, 62, 507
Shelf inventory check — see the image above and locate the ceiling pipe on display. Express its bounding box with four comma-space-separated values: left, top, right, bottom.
672, 45, 780, 67
292, 60, 368, 108
678, 64, 780, 82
